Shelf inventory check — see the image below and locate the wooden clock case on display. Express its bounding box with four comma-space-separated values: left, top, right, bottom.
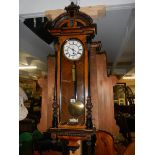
46, 2, 99, 154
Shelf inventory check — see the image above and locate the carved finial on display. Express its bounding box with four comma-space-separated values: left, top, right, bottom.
65, 2, 80, 17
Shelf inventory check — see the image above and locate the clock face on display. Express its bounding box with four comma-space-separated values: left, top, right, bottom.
63, 39, 84, 60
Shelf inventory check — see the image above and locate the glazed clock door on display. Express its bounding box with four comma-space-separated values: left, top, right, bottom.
59, 39, 85, 126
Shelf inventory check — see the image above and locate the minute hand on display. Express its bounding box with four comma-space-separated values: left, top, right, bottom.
67, 46, 76, 52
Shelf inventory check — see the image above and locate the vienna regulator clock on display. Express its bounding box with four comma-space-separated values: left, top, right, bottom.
47, 2, 97, 153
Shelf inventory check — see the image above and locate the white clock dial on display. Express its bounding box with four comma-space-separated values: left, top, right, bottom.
63, 39, 83, 60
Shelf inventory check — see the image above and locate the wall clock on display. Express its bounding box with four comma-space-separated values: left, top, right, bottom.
47, 2, 97, 154
47, 2, 97, 129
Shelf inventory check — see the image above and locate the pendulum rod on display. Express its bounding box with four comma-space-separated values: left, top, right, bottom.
72, 62, 77, 100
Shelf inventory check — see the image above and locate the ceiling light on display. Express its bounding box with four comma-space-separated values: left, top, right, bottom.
122, 76, 135, 80
19, 66, 37, 70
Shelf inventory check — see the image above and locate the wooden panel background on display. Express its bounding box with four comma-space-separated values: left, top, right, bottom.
37, 55, 55, 132
90, 50, 119, 135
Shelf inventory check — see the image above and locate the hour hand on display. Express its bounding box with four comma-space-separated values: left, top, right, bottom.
67, 46, 74, 51
67, 46, 76, 55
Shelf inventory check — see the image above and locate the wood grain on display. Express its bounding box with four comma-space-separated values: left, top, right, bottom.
95, 130, 115, 155
90, 50, 119, 135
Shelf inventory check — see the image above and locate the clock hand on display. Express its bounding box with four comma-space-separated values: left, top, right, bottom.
66, 46, 77, 54
66, 46, 74, 51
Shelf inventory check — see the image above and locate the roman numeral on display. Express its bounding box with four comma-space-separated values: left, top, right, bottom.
77, 52, 82, 55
